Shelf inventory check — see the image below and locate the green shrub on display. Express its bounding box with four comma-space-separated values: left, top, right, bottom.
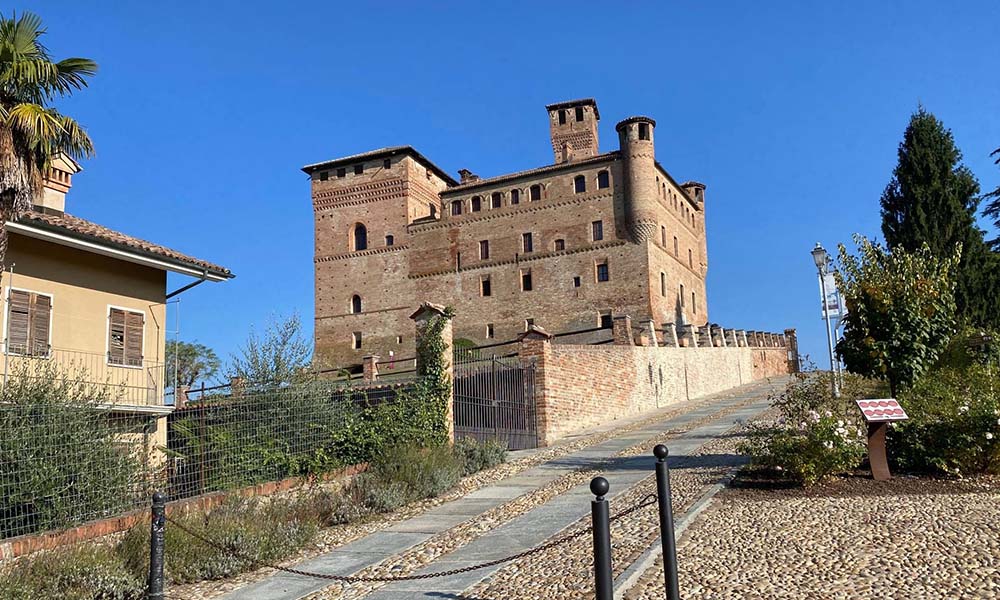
892, 364, 1000, 476
453, 437, 508, 476
0, 546, 144, 600
368, 445, 462, 501
351, 473, 410, 514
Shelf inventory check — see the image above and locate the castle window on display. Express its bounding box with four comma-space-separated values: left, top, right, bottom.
522, 232, 533, 253
662, 183, 667, 197
396, 336, 403, 344
354, 164, 364, 175
319, 171, 329, 181
599, 312, 612, 329
692, 292, 697, 313
491, 192, 502, 209
430, 205, 437, 218
385, 234, 394, 246
598, 170, 610, 189
660, 272, 666, 296
352, 224, 368, 251
592, 220, 604, 241
661, 226, 666, 246
689, 248, 693, 268
350, 295, 362, 314
471, 196, 482, 212
521, 269, 533, 291
481, 275, 492, 297
456, 252, 462, 270
479, 240, 490, 260
337, 168, 346, 178
554, 239, 565, 251
486, 323, 495, 339
451, 200, 463, 216
525, 318, 534, 330
530, 185, 541, 201
680, 284, 686, 307
638, 123, 650, 140
573, 276, 581, 288
574, 175, 586, 194
383, 158, 391, 169
596, 260, 609, 283
352, 332, 362, 350
558, 109, 567, 125
673, 236, 679, 256
575, 106, 584, 121
510, 189, 520, 205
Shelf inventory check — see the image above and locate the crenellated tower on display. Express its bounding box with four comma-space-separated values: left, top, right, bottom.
616, 116, 658, 243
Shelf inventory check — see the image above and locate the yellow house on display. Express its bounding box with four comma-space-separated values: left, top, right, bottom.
0, 155, 233, 452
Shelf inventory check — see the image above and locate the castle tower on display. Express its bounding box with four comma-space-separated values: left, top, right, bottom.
545, 99, 600, 164
616, 116, 658, 243
682, 181, 708, 274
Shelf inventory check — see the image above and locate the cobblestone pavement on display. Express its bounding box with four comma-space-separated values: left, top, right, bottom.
624, 473, 1000, 600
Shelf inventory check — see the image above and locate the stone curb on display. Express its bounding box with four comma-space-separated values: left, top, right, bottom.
613, 465, 744, 599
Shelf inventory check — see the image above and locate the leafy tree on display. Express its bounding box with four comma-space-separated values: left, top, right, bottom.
165, 340, 220, 389
227, 313, 312, 388
835, 236, 959, 395
879, 108, 998, 328
0, 12, 97, 266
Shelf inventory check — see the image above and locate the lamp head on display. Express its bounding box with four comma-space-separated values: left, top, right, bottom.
811, 243, 829, 272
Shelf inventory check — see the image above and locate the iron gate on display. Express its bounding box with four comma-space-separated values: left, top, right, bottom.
453, 355, 538, 450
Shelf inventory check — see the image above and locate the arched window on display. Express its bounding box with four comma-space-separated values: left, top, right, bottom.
471, 196, 482, 212
574, 175, 586, 194
510, 189, 520, 205
351, 295, 362, 314
353, 224, 367, 251
491, 192, 502, 209
451, 200, 463, 216
598, 170, 610, 189
385, 234, 394, 246
530, 185, 541, 201
661, 226, 666, 246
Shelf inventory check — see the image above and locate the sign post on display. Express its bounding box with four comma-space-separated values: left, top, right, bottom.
855, 399, 908, 481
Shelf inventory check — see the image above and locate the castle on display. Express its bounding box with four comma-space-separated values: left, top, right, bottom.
304, 98, 709, 368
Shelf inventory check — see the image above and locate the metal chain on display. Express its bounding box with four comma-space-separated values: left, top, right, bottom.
165, 492, 658, 584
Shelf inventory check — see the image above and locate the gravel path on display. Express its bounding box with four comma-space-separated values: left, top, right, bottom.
625, 475, 1000, 600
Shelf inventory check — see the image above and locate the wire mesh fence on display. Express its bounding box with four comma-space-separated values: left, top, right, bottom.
0, 370, 422, 542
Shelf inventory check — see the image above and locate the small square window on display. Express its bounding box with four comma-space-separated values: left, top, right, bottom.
479, 240, 490, 260
383, 158, 391, 169
521, 269, 533, 292
486, 324, 495, 339
554, 239, 565, 251
600, 313, 612, 329
596, 261, 609, 282
592, 220, 604, 241
573, 276, 581, 288
385, 234, 394, 246
522, 232, 533, 253
481, 276, 492, 297
319, 171, 329, 181
354, 164, 364, 175
337, 168, 346, 178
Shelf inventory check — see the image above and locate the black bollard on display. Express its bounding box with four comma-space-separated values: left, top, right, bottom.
654, 445, 681, 600
590, 476, 613, 600
147, 492, 167, 600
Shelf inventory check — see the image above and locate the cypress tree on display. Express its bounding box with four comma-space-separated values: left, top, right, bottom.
879, 108, 999, 329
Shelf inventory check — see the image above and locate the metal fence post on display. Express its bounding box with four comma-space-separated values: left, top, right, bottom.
654, 445, 681, 600
590, 476, 613, 600
147, 491, 167, 600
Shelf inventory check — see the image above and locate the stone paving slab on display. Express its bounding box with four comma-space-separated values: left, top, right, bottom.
221, 378, 786, 600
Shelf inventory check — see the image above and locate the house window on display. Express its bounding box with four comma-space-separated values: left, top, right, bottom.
319, 171, 329, 181
6, 290, 51, 357
592, 220, 604, 241
661, 226, 667, 247
660, 272, 666, 297
575, 106, 584, 121
573, 276, 581, 288
383, 158, 391, 169
521, 269, 533, 291
350, 294, 362, 314
491, 192, 502, 209
510, 189, 520, 205
600, 312, 612, 329
558, 109, 567, 125
336, 168, 346, 178
486, 323, 495, 339
451, 200, 463, 216
530, 185, 541, 201
385, 234, 394, 246
638, 123, 650, 140
108, 307, 144, 367
522, 232, 533, 253
471, 196, 482, 212
554, 239, 565, 251
574, 175, 586, 194
598, 170, 610, 189
354, 164, 364, 175
481, 276, 492, 297
596, 260, 609, 282
673, 236, 679, 256
479, 240, 490, 260
352, 331, 362, 350
353, 224, 367, 251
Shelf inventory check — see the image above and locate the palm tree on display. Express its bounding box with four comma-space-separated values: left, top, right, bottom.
0, 11, 97, 266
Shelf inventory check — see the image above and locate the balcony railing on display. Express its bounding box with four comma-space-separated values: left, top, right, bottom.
0, 346, 166, 406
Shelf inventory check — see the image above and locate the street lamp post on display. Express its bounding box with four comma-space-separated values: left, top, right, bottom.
812, 243, 840, 398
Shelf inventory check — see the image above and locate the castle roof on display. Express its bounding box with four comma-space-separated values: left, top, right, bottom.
440, 152, 619, 195
544, 98, 600, 120
301, 146, 458, 186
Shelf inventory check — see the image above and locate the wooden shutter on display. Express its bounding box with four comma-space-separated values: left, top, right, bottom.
7, 290, 30, 354
108, 308, 126, 365
124, 311, 144, 366
29, 294, 51, 356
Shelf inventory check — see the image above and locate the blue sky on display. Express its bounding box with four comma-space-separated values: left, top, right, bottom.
19, 1, 1000, 371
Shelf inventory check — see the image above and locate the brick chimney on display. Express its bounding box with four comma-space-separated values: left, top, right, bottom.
38, 154, 81, 214
458, 169, 480, 184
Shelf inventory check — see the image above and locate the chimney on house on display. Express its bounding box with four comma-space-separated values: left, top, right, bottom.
546, 98, 600, 164
38, 154, 81, 214
458, 169, 480, 184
